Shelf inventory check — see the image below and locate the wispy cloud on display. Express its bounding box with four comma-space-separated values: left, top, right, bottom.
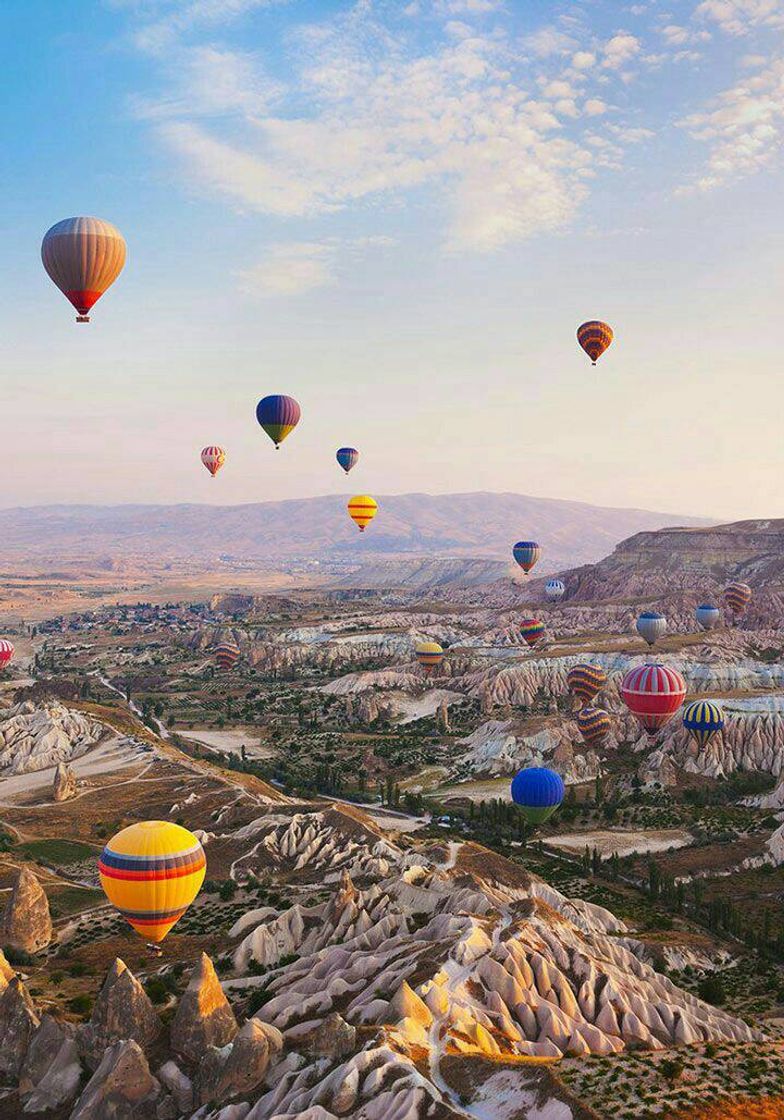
695, 0, 784, 36
237, 241, 335, 296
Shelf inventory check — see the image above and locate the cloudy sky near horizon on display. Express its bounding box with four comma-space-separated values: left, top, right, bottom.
2, 0, 783, 520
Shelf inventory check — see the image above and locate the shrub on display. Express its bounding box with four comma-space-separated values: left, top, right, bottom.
67, 994, 93, 1015
698, 975, 726, 1006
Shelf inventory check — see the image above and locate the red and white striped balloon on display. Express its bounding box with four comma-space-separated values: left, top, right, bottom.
201, 446, 226, 477
621, 663, 686, 738
0, 640, 15, 669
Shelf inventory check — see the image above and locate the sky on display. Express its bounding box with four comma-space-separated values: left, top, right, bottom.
1, 0, 783, 520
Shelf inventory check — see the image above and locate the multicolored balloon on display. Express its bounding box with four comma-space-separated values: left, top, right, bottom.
513, 541, 540, 574
0, 640, 14, 670
576, 707, 612, 749
98, 821, 206, 943
41, 217, 126, 322
256, 395, 301, 449
567, 663, 607, 706
636, 611, 667, 648
577, 320, 613, 365
215, 641, 240, 671
683, 699, 724, 749
621, 663, 686, 738
520, 618, 546, 648
724, 582, 752, 617
695, 604, 721, 631
511, 767, 565, 825
545, 579, 565, 602
336, 447, 359, 474
348, 495, 377, 532
415, 641, 444, 674
201, 446, 226, 478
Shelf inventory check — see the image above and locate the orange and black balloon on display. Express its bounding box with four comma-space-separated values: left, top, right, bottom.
577, 321, 613, 365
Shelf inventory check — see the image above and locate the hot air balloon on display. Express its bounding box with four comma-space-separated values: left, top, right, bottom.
577, 320, 613, 365
336, 447, 359, 474
41, 217, 126, 322
513, 541, 540, 574
215, 641, 240, 671
567, 663, 607, 706
545, 579, 565, 602
621, 663, 686, 738
416, 641, 444, 674
683, 699, 724, 748
256, 395, 301, 449
724, 582, 752, 618
577, 707, 612, 749
520, 619, 545, 648
201, 446, 226, 478
0, 640, 14, 670
695, 604, 721, 631
511, 767, 565, 825
348, 495, 377, 532
636, 611, 667, 648
98, 821, 206, 943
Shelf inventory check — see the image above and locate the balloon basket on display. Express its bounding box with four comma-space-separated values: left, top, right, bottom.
76, 315, 90, 323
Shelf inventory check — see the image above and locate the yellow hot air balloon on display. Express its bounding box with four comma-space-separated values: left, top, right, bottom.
348, 495, 377, 532
416, 641, 444, 674
98, 821, 206, 943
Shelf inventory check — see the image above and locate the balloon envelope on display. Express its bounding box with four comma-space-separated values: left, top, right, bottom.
348, 495, 377, 532
98, 821, 206, 943
415, 641, 444, 673
545, 579, 565, 602
256, 395, 301, 448
577, 320, 613, 364
336, 447, 359, 474
724, 582, 752, 615
621, 663, 686, 738
520, 619, 545, 648
0, 640, 14, 669
577, 707, 612, 748
41, 217, 126, 321
513, 541, 540, 573
215, 641, 240, 671
636, 611, 667, 647
683, 699, 724, 748
201, 446, 226, 477
567, 663, 607, 705
695, 604, 721, 631
511, 767, 565, 824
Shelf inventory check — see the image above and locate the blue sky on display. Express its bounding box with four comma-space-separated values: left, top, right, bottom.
2, 0, 783, 518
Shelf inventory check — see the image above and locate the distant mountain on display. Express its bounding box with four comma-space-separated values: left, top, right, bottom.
0, 493, 712, 573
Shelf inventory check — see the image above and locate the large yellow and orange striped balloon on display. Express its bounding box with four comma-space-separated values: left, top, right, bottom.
98, 821, 206, 943
347, 495, 377, 532
416, 640, 444, 674
41, 217, 126, 322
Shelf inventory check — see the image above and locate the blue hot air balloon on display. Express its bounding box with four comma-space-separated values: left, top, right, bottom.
513, 541, 540, 574
256, 395, 301, 449
683, 700, 724, 748
336, 447, 359, 474
636, 611, 667, 647
695, 604, 721, 631
510, 767, 565, 824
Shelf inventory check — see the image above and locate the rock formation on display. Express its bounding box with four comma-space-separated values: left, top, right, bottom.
1, 867, 52, 953
0, 961, 40, 1079
19, 1014, 81, 1113
78, 959, 161, 1069
171, 953, 238, 1064
52, 760, 77, 801
70, 1040, 160, 1120
0, 701, 103, 776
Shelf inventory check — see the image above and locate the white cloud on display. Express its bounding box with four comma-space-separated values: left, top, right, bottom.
238, 241, 334, 296
571, 50, 596, 70
437, 0, 503, 13
695, 0, 784, 35
584, 98, 609, 116
602, 32, 641, 69
522, 26, 575, 58
128, 0, 281, 53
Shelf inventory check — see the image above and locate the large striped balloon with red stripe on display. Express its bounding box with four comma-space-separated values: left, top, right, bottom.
576, 707, 612, 748
566, 663, 607, 705
621, 663, 686, 737
42, 217, 126, 322
519, 618, 545, 648
0, 640, 14, 669
724, 582, 752, 616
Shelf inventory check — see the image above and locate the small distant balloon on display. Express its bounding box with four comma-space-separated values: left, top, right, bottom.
513, 541, 540, 574
724, 582, 752, 618
636, 611, 667, 648
336, 447, 359, 474
511, 767, 565, 825
415, 641, 444, 674
577, 707, 612, 748
42, 217, 126, 322
577, 320, 613, 365
0, 640, 14, 670
695, 604, 721, 631
519, 618, 546, 648
348, 495, 377, 532
256, 395, 301, 449
201, 446, 226, 477
683, 699, 724, 749
545, 579, 565, 602
567, 663, 607, 706
215, 641, 240, 671
621, 663, 686, 738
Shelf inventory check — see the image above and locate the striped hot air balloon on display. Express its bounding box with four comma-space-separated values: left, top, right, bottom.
201, 446, 226, 477
41, 217, 126, 322
215, 641, 240, 671
577, 707, 612, 748
98, 821, 206, 943
415, 641, 444, 674
256, 395, 301, 449
545, 579, 565, 602
724, 582, 752, 618
513, 541, 540, 573
683, 699, 724, 748
577, 320, 613, 365
567, 663, 607, 706
0, 640, 14, 670
519, 618, 545, 648
511, 767, 565, 825
621, 663, 686, 738
695, 604, 721, 631
336, 447, 359, 474
636, 611, 667, 647
348, 495, 377, 532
